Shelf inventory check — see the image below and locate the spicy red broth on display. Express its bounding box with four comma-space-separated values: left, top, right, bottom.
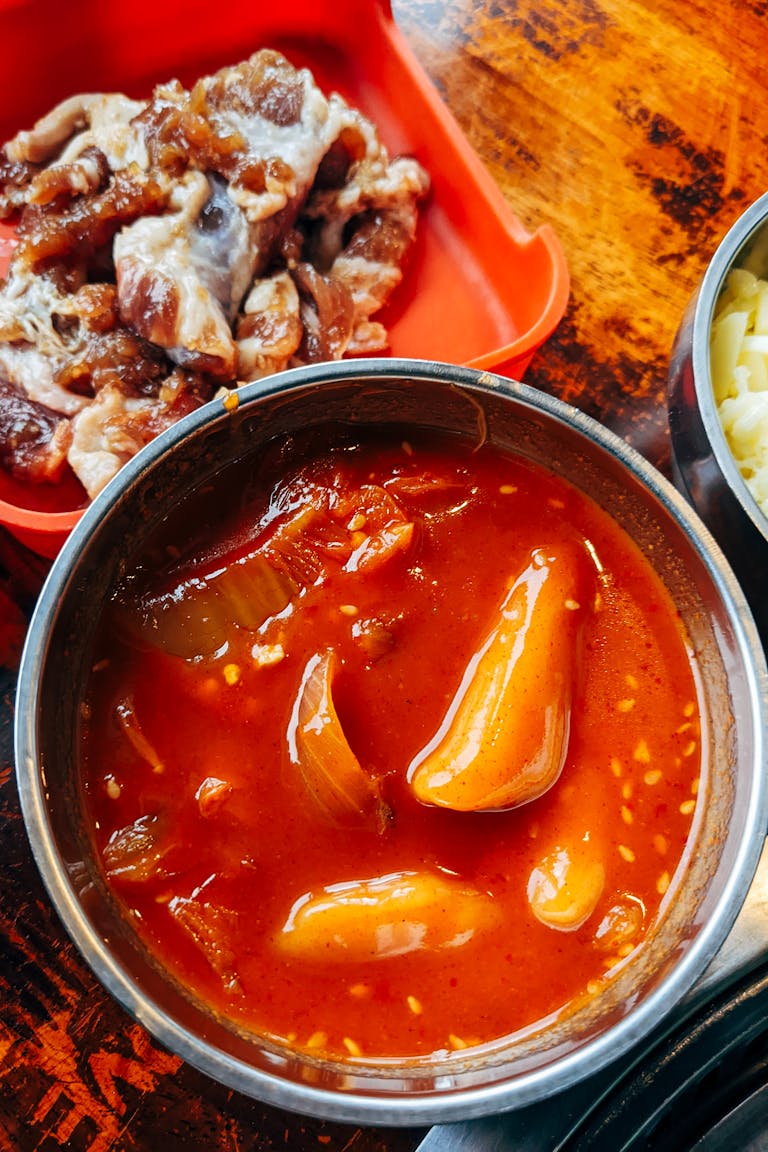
79, 426, 701, 1059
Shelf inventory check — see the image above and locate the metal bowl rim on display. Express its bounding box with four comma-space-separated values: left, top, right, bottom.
691, 190, 768, 542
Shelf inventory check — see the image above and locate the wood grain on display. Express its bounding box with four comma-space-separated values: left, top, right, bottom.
4, 0, 768, 1147
393, 0, 768, 469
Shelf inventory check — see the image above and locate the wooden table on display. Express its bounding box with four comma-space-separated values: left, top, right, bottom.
2, 1, 768, 1148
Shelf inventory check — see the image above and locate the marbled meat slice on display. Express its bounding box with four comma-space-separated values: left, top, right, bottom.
236, 270, 302, 379
0, 374, 72, 482
67, 371, 209, 499
115, 171, 239, 376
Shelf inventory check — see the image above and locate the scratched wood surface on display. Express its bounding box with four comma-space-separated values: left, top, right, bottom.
395, 0, 768, 472
3, 0, 768, 1149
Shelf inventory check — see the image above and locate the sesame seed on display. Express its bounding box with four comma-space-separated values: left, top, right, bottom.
680, 799, 696, 816
644, 769, 663, 786
617, 698, 635, 713
154, 892, 171, 904
401, 441, 414, 456
587, 980, 601, 996
564, 599, 581, 610
610, 758, 622, 778
306, 1031, 327, 1049
633, 739, 650, 764
407, 995, 423, 1015
499, 484, 517, 495
604, 955, 623, 970
347, 512, 367, 531
691, 777, 700, 795
618, 844, 635, 863
653, 834, 668, 856
105, 777, 121, 800
618, 942, 635, 957
528, 821, 540, 839
676, 721, 692, 735
349, 983, 370, 999
223, 663, 241, 686
621, 805, 633, 825
657, 871, 670, 895
683, 701, 696, 717
683, 740, 697, 758
80, 701, 92, 720
548, 498, 565, 509
339, 604, 359, 617
343, 1037, 362, 1057
622, 781, 633, 801
92, 658, 110, 672
448, 1034, 468, 1050
626, 673, 639, 690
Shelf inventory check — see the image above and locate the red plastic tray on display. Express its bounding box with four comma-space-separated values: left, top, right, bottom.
0, 0, 569, 556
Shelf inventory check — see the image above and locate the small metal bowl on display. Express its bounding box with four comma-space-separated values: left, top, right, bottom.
668, 190, 768, 641
15, 358, 768, 1126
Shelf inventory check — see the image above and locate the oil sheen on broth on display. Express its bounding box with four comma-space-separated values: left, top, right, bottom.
79, 426, 701, 1060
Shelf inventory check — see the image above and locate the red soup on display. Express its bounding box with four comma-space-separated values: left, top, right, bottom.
79, 425, 701, 1059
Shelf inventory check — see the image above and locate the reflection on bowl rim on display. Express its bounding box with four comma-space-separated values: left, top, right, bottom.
14, 357, 768, 1125
692, 188, 768, 543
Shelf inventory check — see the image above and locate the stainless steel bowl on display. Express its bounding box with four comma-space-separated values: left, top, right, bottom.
668, 190, 768, 641
15, 358, 768, 1125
